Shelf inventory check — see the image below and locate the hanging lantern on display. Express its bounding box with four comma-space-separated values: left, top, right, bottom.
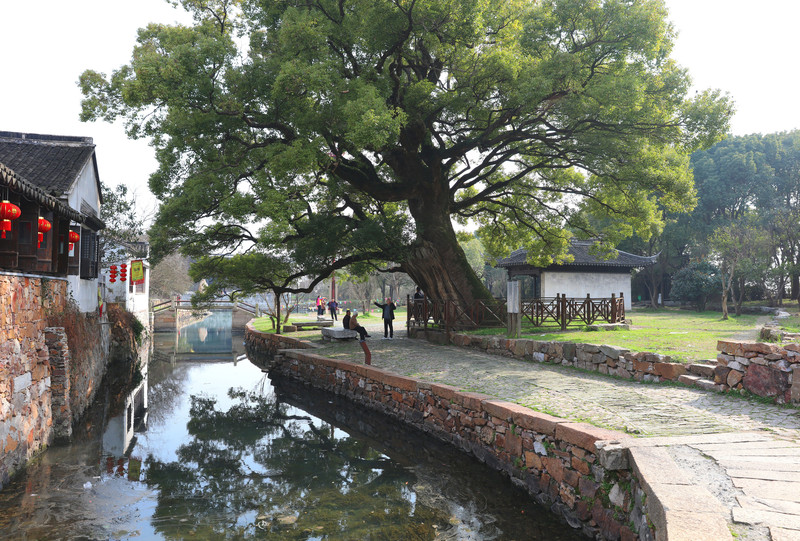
0, 200, 21, 239
120, 263, 128, 282
68, 230, 80, 251
37, 217, 51, 248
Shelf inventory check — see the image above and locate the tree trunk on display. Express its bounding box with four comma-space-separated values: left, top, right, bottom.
402, 193, 494, 309
735, 275, 744, 316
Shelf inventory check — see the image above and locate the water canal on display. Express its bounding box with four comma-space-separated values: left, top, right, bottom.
0, 314, 584, 540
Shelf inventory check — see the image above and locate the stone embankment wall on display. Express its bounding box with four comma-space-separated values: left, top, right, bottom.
0, 276, 66, 489
244, 324, 314, 369
0, 273, 110, 491
715, 341, 799, 403
410, 328, 800, 404
245, 326, 654, 540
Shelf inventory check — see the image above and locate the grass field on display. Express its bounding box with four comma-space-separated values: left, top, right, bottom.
469, 307, 767, 363
249, 304, 780, 363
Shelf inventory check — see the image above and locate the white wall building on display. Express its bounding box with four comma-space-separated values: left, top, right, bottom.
497, 240, 657, 310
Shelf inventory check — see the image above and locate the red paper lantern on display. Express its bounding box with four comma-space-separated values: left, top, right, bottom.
0, 200, 21, 239
68, 230, 80, 251
37, 217, 51, 248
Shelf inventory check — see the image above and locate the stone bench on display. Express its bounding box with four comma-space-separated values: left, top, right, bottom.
293, 320, 334, 330
321, 327, 359, 341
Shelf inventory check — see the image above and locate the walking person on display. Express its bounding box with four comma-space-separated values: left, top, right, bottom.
327, 298, 339, 321
316, 295, 324, 316
374, 297, 397, 339
348, 310, 369, 341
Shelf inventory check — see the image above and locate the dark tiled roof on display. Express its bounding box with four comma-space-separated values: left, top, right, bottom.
0, 163, 84, 223
0, 131, 97, 196
497, 240, 657, 269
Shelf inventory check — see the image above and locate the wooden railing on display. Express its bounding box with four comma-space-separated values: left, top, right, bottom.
522, 294, 625, 330
407, 293, 625, 331
150, 298, 260, 316
407, 296, 507, 331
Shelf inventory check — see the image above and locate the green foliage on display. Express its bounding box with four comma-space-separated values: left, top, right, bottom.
99, 183, 147, 264
81, 0, 731, 304
670, 260, 720, 311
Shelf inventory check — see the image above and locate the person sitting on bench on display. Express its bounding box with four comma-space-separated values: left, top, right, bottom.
348, 310, 369, 341
342, 309, 351, 330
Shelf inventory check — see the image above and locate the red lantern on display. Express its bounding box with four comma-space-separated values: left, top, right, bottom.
68, 230, 80, 251
120, 263, 128, 282
0, 200, 21, 239
37, 217, 51, 248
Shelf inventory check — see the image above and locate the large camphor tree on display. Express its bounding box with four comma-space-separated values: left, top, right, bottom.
80, 0, 731, 307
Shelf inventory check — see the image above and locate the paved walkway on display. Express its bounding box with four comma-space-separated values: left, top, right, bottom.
318, 324, 800, 541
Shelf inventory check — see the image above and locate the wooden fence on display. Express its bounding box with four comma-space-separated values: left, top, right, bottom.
407, 293, 625, 331
151, 298, 259, 316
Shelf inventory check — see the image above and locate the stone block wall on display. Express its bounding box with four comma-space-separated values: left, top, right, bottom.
46, 327, 72, 441
249, 335, 654, 540
244, 324, 315, 369
0, 275, 67, 489
66, 311, 110, 424
1, 273, 111, 491
715, 340, 799, 403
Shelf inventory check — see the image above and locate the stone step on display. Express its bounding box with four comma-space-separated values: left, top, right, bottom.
678, 374, 723, 392
687, 363, 716, 378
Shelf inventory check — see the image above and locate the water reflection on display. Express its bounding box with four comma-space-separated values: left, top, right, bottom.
0, 317, 585, 540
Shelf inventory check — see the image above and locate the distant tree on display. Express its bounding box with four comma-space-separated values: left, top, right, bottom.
670, 260, 719, 312
709, 220, 765, 319
99, 183, 146, 264
256, 291, 295, 328
149, 252, 194, 298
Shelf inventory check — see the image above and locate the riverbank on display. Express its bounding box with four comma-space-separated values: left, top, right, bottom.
247, 321, 800, 541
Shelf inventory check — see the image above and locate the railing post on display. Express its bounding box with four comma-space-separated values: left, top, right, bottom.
611, 293, 617, 323
559, 293, 567, 331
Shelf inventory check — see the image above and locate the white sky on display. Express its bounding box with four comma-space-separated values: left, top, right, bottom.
0, 0, 798, 219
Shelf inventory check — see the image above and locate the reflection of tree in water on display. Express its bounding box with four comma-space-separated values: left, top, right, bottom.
145, 355, 192, 426
144, 388, 448, 540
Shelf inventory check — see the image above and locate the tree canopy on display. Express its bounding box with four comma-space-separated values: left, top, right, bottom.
80, 0, 731, 306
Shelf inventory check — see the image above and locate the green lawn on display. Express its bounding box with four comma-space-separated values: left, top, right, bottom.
470, 307, 765, 363
250, 310, 382, 334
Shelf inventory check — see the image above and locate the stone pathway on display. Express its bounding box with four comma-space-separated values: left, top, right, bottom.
318, 323, 800, 540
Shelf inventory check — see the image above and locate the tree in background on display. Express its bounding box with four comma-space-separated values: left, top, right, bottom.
149, 252, 194, 298
255, 291, 295, 329
100, 184, 147, 264
670, 260, 719, 312
709, 220, 765, 319
80, 0, 730, 312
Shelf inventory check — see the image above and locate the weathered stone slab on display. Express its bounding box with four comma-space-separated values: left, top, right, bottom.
687, 363, 715, 378
554, 422, 629, 453
733, 479, 800, 502
743, 363, 790, 398
770, 527, 800, 541
321, 327, 358, 340
733, 507, 800, 530
662, 510, 733, 541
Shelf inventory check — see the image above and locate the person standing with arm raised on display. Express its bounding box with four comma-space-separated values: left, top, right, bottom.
374, 297, 397, 339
